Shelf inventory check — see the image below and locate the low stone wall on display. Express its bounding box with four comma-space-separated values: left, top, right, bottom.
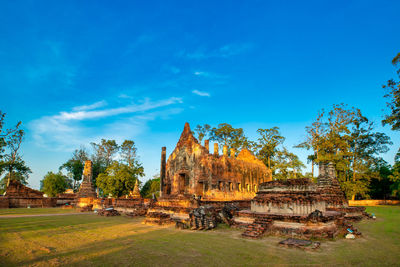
0, 197, 9, 208
348, 200, 400, 206
76, 197, 146, 210
7, 197, 57, 208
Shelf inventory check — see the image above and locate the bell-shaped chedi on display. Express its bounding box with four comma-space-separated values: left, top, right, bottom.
76, 160, 97, 198
129, 179, 141, 199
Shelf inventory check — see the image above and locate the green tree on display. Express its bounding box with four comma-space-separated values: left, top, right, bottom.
209, 123, 250, 153
382, 52, 400, 131
59, 147, 88, 190
273, 148, 305, 180
254, 127, 285, 169
120, 140, 138, 168
295, 111, 325, 177
369, 159, 394, 199
41, 171, 72, 197
194, 124, 211, 143
96, 161, 144, 197
0, 111, 31, 192
389, 160, 400, 199
298, 104, 392, 199
382, 52, 400, 162
348, 110, 392, 199
140, 176, 160, 198
91, 139, 119, 187
91, 139, 119, 167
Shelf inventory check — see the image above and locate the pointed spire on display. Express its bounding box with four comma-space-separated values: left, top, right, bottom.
176, 122, 200, 149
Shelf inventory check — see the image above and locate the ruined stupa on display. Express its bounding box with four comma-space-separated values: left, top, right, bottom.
76, 160, 97, 198
129, 179, 141, 198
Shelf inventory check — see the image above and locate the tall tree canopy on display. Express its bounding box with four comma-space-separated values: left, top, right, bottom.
298, 104, 392, 199
0, 111, 31, 194
41, 171, 72, 197
140, 176, 160, 198
89, 139, 120, 187
209, 123, 251, 153
60, 147, 88, 190
96, 161, 144, 197
254, 127, 285, 169
194, 124, 211, 143
382, 52, 400, 131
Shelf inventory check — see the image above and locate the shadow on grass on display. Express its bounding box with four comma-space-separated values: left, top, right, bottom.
16, 227, 171, 266
0, 214, 133, 234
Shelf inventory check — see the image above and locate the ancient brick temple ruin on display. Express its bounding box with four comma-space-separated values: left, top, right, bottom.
146, 124, 367, 240
146, 122, 272, 225
238, 162, 366, 239
75, 160, 146, 214
76, 160, 97, 199
160, 122, 272, 200
0, 180, 56, 208
129, 180, 141, 199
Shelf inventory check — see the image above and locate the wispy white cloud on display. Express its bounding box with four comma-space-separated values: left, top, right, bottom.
72, 100, 108, 111
192, 90, 210, 97
183, 43, 254, 60
194, 71, 208, 76
193, 71, 228, 80
29, 96, 183, 151
54, 97, 182, 121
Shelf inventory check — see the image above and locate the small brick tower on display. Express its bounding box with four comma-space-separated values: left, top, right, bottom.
76, 160, 97, 198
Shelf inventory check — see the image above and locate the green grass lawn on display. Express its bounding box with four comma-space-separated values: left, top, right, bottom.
0, 206, 399, 266
0, 207, 79, 216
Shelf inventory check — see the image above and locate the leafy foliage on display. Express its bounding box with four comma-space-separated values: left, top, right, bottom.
0, 111, 31, 193
298, 104, 392, 199
194, 124, 211, 143
254, 127, 285, 168
195, 123, 304, 179
382, 52, 400, 131
60, 148, 88, 190
41, 171, 72, 197
140, 176, 160, 198
96, 161, 144, 197
209, 123, 252, 153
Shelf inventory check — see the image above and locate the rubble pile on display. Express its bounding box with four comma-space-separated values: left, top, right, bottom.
79, 204, 93, 212
174, 219, 190, 229
97, 208, 120, 216
338, 222, 362, 237
220, 203, 239, 225
189, 206, 218, 230
278, 238, 321, 250
242, 217, 272, 239
125, 206, 148, 217
145, 212, 172, 225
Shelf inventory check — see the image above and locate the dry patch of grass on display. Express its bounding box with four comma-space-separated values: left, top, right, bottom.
0, 206, 399, 266
0, 207, 78, 216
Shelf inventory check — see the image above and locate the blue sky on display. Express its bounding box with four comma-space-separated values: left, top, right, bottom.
1, 1, 399, 189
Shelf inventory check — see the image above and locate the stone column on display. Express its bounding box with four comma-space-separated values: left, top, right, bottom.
160, 147, 166, 197
214, 143, 219, 156
204, 140, 209, 152
223, 145, 228, 156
